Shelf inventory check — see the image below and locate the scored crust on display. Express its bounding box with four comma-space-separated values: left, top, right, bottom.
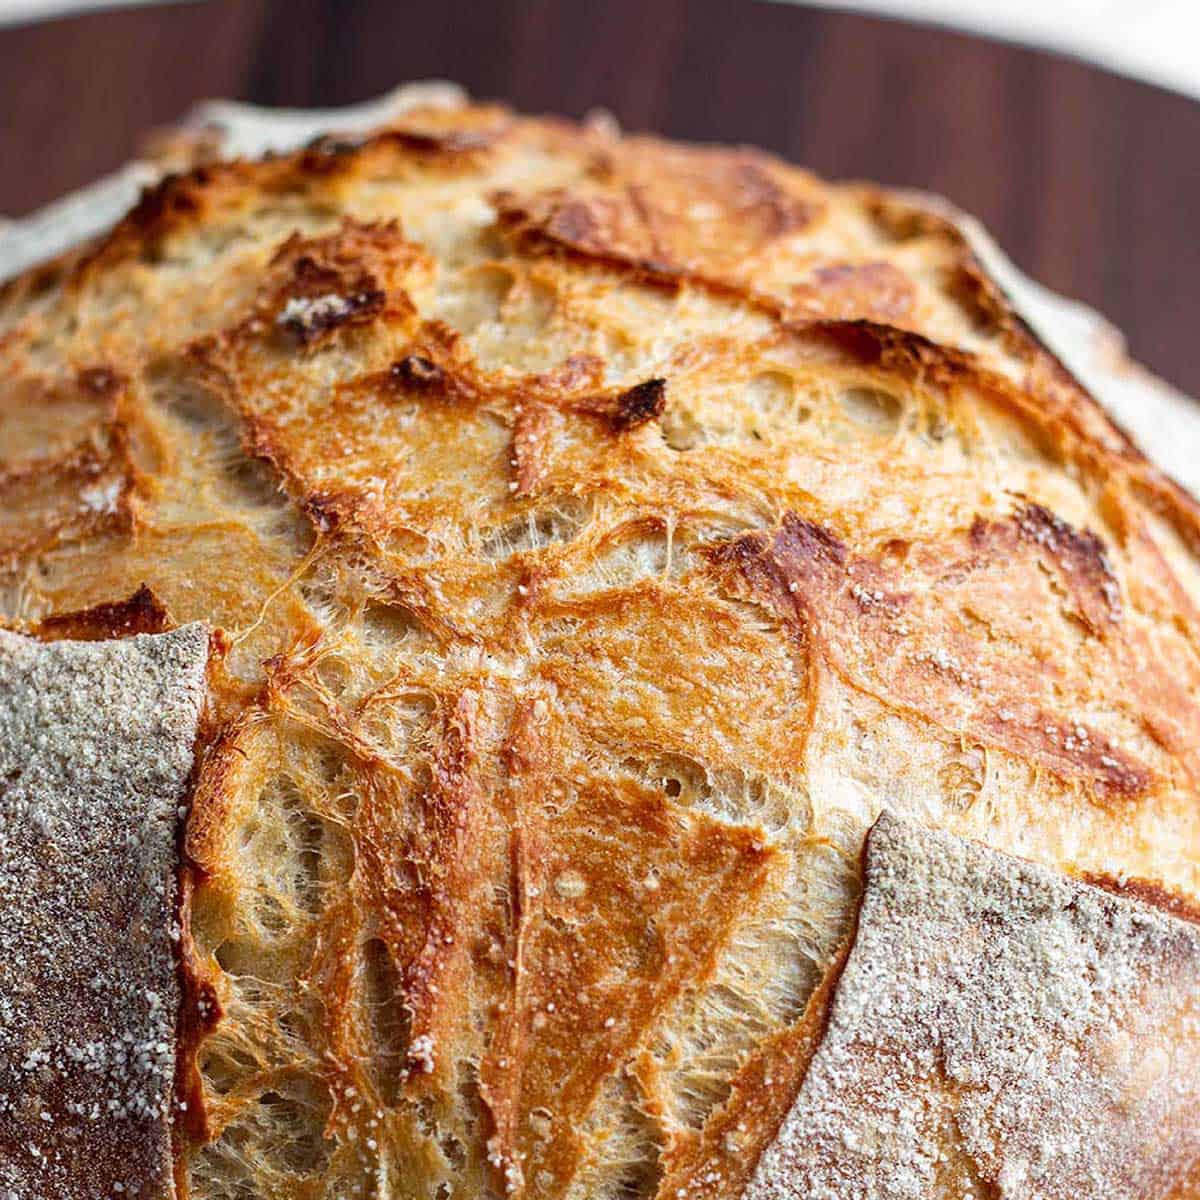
744, 813, 1200, 1200
0, 624, 209, 1200
0, 97, 1198, 1199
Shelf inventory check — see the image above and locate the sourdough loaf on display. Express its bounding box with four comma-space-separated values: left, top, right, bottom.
0, 96, 1199, 1200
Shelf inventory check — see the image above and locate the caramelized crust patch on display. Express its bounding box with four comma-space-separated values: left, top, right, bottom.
786, 261, 917, 324
705, 510, 1166, 800
35, 583, 172, 641
493, 140, 821, 290
481, 704, 773, 1198
0, 368, 135, 569
0, 367, 123, 468
745, 814, 1200, 1200
1082, 872, 1200, 927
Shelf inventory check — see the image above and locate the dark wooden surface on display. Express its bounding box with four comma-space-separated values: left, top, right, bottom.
2, 0, 1198, 393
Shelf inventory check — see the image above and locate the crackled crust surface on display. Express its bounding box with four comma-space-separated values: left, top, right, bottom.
0, 623, 209, 1200
0, 99, 1198, 1199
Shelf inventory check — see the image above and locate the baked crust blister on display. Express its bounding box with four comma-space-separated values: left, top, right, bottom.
0, 96, 1198, 1199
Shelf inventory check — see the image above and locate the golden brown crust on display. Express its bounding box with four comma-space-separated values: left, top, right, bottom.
703, 508, 1163, 801
0, 100, 1198, 1199
653, 907, 860, 1200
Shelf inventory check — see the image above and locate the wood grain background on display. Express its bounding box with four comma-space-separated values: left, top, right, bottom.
2, 0, 1197, 394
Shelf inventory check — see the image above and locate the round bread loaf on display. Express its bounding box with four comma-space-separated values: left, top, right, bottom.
1, 100, 1199, 1200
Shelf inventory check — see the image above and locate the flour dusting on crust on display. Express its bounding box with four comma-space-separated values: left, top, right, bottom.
0, 625, 209, 1200
745, 813, 1200, 1200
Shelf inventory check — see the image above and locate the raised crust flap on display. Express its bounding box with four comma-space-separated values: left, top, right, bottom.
0, 625, 209, 1199
745, 813, 1200, 1200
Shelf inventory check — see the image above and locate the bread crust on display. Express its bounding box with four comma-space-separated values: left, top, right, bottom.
744, 813, 1200, 1200
0, 100, 1198, 1199
0, 622, 209, 1200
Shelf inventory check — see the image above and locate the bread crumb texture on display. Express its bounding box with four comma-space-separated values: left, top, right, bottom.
0, 101, 1198, 1198
0, 625, 209, 1200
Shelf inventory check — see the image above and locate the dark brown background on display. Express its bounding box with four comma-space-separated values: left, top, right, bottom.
2, 0, 1198, 393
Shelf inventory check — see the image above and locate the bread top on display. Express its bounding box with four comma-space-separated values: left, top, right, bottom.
0, 623, 209, 1200
0, 99, 1198, 1199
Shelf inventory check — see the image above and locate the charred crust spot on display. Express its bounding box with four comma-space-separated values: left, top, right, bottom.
82, 170, 213, 272
127, 172, 202, 232
67, 166, 217, 277
291, 253, 342, 287
609, 378, 666, 431
373, 343, 478, 406
36, 584, 172, 641
264, 221, 417, 348
391, 354, 445, 390
277, 286, 386, 346
554, 375, 668, 437
76, 366, 125, 397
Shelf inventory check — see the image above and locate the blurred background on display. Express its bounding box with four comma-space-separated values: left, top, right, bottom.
1, 0, 1197, 393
